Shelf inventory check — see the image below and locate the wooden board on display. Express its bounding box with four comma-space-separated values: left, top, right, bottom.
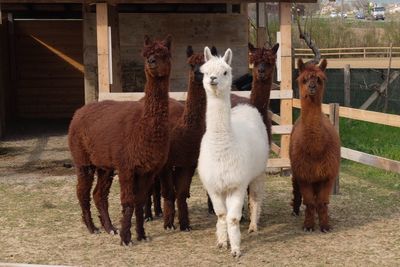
2, 0, 318, 3
13, 20, 84, 119
267, 158, 291, 168
341, 147, 400, 173
293, 98, 400, 128
99, 90, 292, 101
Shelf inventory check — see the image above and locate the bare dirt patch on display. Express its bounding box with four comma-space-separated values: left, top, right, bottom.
1, 132, 399, 266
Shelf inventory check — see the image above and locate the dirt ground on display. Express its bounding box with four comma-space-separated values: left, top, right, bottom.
1, 124, 400, 267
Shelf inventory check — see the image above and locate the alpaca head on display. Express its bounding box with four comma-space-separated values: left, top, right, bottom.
200, 47, 233, 97
297, 58, 327, 102
186, 45, 218, 84
142, 35, 172, 78
249, 43, 279, 81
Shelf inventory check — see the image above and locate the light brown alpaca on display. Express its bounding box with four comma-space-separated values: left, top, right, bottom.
290, 59, 340, 232
68, 35, 172, 245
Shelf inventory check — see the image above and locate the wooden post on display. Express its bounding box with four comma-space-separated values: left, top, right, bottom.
96, 3, 110, 93
0, 17, 5, 137
344, 64, 350, 107
256, 2, 266, 47
83, 4, 97, 103
279, 3, 292, 161
109, 4, 122, 92
329, 103, 340, 194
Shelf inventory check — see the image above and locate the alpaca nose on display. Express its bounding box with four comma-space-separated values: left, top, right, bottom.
210, 76, 217, 81
147, 56, 156, 65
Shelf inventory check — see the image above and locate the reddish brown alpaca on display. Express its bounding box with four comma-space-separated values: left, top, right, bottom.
68, 35, 172, 245
290, 59, 340, 232
147, 46, 213, 231
208, 43, 279, 214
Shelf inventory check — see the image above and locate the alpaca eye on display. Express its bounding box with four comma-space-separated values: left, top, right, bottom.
224, 71, 227, 75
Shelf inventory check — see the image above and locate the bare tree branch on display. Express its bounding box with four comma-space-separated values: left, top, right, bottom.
295, 6, 321, 64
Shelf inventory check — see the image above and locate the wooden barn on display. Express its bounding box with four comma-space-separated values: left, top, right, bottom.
0, 0, 316, 168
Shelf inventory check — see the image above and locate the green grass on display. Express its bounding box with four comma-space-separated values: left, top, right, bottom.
339, 118, 400, 191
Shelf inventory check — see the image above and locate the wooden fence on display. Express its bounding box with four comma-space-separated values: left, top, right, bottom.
292, 98, 400, 175
295, 47, 400, 59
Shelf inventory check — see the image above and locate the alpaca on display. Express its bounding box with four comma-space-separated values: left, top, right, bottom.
290, 58, 340, 232
68, 35, 172, 245
144, 46, 218, 230
208, 42, 279, 215
198, 47, 269, 257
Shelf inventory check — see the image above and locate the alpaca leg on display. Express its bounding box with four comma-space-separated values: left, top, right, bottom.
153, 176, 163, 217
76, 165, 99, 234
175, 167, 195, 231
119, 170, 135, 245
93, 168, 117, 234
300, 183, 316, 232
144, 187, 154, 222
207, 194, 215, 215
226, 189, 246, 258
248, 174, 265, 233
291, 176, 302, 216
316, 178, 335, 233
208, 192, 228, 249
134, 173, 153, 241
161, 168, 176, 230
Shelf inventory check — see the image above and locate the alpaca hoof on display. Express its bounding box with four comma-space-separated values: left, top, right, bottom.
180, 225, 192, 232
155, 212, 163, 218
248, 224, 258, 234
144, 216, 153, 222
208, 209, 215, 215
109, 229, 119, 235
291, 211, 300, 216
320, 225, 331, 233
303, 226, 314, 232
231, 249, 242, 258
89, 227, 100, 234
138, 236, 151, 242
120, 240, 133, 247
217, 241, 228, 249
164, 224, 176, 231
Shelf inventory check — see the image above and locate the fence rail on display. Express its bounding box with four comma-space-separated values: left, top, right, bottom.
295, 47, 400, 59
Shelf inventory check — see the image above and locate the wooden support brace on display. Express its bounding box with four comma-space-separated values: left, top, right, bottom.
329, 103, 340, 194
96, 3, 110, 93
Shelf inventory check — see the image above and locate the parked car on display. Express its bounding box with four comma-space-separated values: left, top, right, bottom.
372, 6, 385, 20
356, 11, 365, 19
330, 12, 338, 18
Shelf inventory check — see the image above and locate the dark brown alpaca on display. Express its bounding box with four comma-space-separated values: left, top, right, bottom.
147, 46, 214, 231
290, 59, 340, 232
68, 35, 172, 245
208, 43, 279, 214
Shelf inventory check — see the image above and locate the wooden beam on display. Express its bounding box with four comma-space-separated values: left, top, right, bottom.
271, 142, 281, 155
267, 158, 291, 168
109, 4, 122, 92
341, 147, 400, 173
83, 4, 97, 104
293, 98, 400, 128
271, 125, 292, 135
279, 2, 292, 159
96, 3, 110, 93
1, 1, 319, 4
359, 71, 400, 110
99, 90, 293, 102
344, 64, 350, 107
256, 2, 266, 47
329, 103, 340, 194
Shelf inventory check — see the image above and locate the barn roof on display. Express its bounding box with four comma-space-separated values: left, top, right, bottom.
1, 0, 318, 4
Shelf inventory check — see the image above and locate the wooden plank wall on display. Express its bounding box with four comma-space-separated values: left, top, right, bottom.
84, 12, 248, 92
14, 20, 84, 118
0, 19, 6, 136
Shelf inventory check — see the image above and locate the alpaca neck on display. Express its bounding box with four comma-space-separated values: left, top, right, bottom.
250, 72, 273, 114
143, 74, 169, 119
182, 78, 206, 128
205, 93, 232, 136
300, 96, 325, 149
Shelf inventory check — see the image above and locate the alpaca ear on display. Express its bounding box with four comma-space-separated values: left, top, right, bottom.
163, 34, 172, 51
186, 45, 194, 58
204, 46, 213, 62
319, 59, 327, 72
223, 49, 233, 66
211, 46, 218, 56
144, 35, 152, 46
298, 58, 305, 72
248, 43, 256, 53
271, 43, 280, 54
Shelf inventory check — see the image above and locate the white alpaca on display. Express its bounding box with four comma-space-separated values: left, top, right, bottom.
198, 47, 269, 257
